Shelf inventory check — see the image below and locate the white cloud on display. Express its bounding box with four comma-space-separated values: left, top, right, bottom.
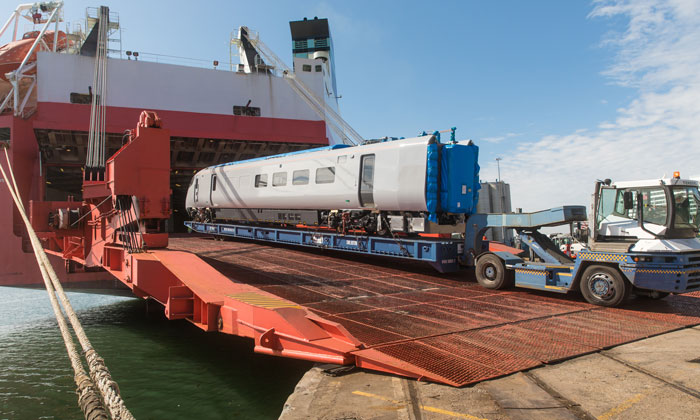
481, 132, 521, 144
491, 0, 700, 212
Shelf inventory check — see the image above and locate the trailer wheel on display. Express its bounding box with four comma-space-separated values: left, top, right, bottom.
475, 253, 513, 289
580, 265, 630, 307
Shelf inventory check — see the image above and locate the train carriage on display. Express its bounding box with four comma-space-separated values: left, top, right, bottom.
186, 135, 480, 235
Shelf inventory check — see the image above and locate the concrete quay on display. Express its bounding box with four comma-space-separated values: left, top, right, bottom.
280, 326, 700, 420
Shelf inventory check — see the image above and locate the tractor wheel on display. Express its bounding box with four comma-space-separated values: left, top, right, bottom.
580, 265, 631, 307
475, 253, 513, 289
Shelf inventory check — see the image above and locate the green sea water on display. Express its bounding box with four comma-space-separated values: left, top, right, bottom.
0, 286, 311, 420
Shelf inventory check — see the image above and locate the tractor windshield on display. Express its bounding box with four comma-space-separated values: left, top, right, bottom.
671, 186, 700, 232
597, 184, 699, 239
607, 187, 668, 226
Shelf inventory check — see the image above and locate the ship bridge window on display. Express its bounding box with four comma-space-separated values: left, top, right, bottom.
70, 92, 92, 104
315, 167, 335, 184
302, 64, 312, 72
315, 65, 322, 72
233, 105, 261, 117
273, 172, 287, 187
255, 174, 268, 188
293, 169, 309, 185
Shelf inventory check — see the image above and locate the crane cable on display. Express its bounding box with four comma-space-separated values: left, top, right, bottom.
0, 147, 134, 420
245, 35, 364, 146
86, 6, 109, 178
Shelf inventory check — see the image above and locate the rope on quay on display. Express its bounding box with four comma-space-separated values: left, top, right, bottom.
1, 146, 134, 420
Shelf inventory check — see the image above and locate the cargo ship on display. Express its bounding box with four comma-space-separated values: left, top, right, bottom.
0, 2, 340, 287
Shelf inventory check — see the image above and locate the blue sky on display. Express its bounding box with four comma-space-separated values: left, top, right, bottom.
5, 0, 699, 211
49, 1, 627, 139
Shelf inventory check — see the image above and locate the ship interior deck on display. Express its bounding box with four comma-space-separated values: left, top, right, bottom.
168, 234, 700, 387
35, 130, 317, 230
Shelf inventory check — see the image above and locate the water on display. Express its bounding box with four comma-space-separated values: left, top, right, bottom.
0, 287, 312, 420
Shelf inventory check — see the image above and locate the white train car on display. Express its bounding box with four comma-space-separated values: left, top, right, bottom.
186, 135, 480, 235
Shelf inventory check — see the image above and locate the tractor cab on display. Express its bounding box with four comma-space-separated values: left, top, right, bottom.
593, 174, 700, 251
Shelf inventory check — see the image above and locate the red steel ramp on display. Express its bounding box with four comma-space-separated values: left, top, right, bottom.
167, 236, 700, 387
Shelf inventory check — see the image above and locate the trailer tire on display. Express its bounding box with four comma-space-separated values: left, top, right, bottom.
475, 253, 513, 290
580, 265, 630, 307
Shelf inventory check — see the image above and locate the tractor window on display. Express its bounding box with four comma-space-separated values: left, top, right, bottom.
596, 188, 616, 227
672, 187, 700, 230
598, 186, 669, 232
612, 187, 667, 225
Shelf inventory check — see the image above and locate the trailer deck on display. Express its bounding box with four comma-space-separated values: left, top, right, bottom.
167, 235, 700, 386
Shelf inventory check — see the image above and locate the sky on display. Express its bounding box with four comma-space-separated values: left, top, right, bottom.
4, 0, 699, 212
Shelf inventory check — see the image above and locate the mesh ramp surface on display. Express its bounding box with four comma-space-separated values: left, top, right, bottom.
169, 236, 700, 386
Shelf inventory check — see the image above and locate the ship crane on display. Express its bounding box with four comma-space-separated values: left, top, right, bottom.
234, 27, 364, 146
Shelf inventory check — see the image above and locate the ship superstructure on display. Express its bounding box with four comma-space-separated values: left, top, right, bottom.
0, 2, 342, 286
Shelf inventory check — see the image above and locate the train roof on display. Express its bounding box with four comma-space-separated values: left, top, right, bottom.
210, 135, 436, 170
211, 144, 351, 169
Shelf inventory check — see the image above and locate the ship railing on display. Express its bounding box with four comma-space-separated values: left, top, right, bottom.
126, 51, 235, 71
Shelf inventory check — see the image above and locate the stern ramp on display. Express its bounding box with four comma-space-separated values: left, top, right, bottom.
155, 236, 700, 387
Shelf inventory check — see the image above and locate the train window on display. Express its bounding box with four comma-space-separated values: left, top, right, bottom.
337, 155, 347, 164
273, 172, 287, 187
255, 174, 268, 188
315, 167, 335, 184
359, 154, 375, 207
211, 175, 217, 191
293, 169, 309, 185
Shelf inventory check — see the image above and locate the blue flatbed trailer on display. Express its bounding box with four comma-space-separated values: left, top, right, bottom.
184, 221, 464, 273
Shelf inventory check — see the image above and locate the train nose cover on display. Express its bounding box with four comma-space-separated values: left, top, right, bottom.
430, 142, 480, 216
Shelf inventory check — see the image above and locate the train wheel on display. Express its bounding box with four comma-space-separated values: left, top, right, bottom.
580, 265, 630, 307
203, 209, 213, 223
475, 253, 513, 289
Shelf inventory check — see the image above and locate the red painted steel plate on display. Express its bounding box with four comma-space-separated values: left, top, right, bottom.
168, 236, 700, 386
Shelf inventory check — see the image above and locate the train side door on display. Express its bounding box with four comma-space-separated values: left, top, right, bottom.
210, 174, 217, 206
359, 154, 375, 207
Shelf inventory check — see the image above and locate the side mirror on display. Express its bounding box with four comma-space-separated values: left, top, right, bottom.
623, 191, 634, 210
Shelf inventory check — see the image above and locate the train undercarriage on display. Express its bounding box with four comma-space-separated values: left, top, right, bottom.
188, 207, 465, 237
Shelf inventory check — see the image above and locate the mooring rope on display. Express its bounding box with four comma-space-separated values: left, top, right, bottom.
1, 147, 134, 420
